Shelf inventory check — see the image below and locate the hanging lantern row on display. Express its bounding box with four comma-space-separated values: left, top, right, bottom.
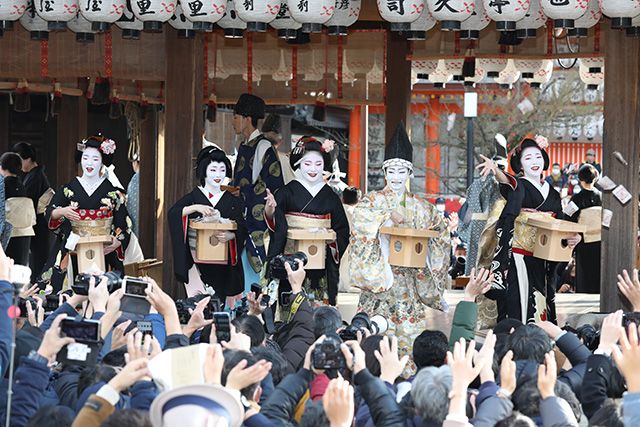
460, 0, 490, 39
578, 57, 604, 90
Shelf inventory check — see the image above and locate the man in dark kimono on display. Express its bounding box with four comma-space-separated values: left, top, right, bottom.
231, 94, 285, 290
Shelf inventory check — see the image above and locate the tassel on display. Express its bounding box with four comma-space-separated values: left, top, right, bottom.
14, 80, 31, 113
462, 56, 476, 78
206, 94, 217, 123
91, 77, 110, 105
312, 93, 326, 122
109, 90, 122, 120
51, 82, 63, 117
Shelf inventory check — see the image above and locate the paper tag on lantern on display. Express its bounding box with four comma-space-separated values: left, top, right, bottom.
562, 201, 579, 217
66, 232, 80, 251
613, 185, 633, 205
597, 175, 616, 191
602, 209, 613, 228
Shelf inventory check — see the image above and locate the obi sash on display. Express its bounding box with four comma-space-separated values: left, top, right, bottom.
513, 209, 555, 256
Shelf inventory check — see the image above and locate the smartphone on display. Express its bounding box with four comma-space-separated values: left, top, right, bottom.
260, 294, 270, 307
213, 312, 231, 343
122, 277, 149, 297
60, 318, 101, 343
136, 320, 153, 339
250, 283, 262, 296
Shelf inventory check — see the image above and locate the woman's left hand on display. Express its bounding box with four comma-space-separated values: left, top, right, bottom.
214, 231, 235, 243
566, 233, 582, 249
104, 236, 122, 255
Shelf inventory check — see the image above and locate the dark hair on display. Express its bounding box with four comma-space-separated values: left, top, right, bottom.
251, 344, 288, 386
222, 349, 259, 400
507, 324, 553, 363
495, 412, 536, 427
77, 365, 117, 397
342, 187, 359, 205
101, 347, 127, 367
195, 147, 232, 186
289, 136, 332, 173
413, 330, 448, 369
493, 318, 524, 335
79, 136, 114, 167
232, 315, 265, 348
12, 142, 37, 162
0, 152, 22, 175
313, 306, 342, 339
299, 400, 330, 427
101, 409, 152, 427
361, 335, 385, 377
589, 399, 623, 427
513, 379, 580, 421
26, 405, 75, 427
251, 116, 259, 128
578, 164, 598, 184
509, 138, 550, 174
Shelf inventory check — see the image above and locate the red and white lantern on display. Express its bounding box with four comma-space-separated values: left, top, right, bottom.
493, 58, 520, 88
80, 0, 125, 32
377, 0, 425, 31
540, 0, 588, 29
407, 6, 436, 39
325, 0, 361, 35
568, 0, 600, 36
428, 59, 453, 87
115, 2, 143, 39
181, 0, 227, 32
20, 1, 49, 39
35, 0, 79, 31
460, 0, 489, 39
131, 0, 177, 32
515, 0, 546, 37
236, 0, 281, 32
478, 57, 507, 78
426, 0, 475, 30
579, 57, 604, 90
412, 59, 439, 79
521, 59, 552, 88
287, 0, 335, 33
67, 13, 96, 42
514, 59, 545, 79
168, 3, 196, 38
445, 58, 465, 81
269, 1, 301, 38
463, 63, 486, 87
0, 0, 28, 31
484, 0, 530, 30
218, 0, 247, 38
600, 0, 640, 28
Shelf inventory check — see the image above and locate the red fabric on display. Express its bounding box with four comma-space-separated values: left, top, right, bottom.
310, 373, 330, 401
328, 241, 339, 264
48, 217, 64, 230
77, 208, 112, 220
512, 247, 533, 257
115, 245, 124, 261
230, 239, 238, 266
265, 213, 276, 232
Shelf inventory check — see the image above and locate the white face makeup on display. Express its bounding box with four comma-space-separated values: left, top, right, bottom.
299, 151, 324, 185
81, 147, 103, 179
205, 161, 227, 190
520, 146, 545, 180
385, 166, 410, 193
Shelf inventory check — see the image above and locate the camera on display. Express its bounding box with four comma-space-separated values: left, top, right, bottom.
72, 271, 123, 295
448, 256, 467, 280
269, 252, 308, 281
313, 333, 346, 370
175, 294, 222, 325
339, 312, 389, 341
17, 297, 39, 318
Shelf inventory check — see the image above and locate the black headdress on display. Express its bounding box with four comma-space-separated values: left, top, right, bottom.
76, 135, 116, 167
289, 136, 334, 173
509, 138, 550, 174
234, 93, 265, 119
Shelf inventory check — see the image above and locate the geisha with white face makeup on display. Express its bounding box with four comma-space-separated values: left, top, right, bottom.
80, 147, 103, 180
204, 161, 228, 191
520, 146, 545, 181
298, 151, 325, 185
384, 165, 410, 194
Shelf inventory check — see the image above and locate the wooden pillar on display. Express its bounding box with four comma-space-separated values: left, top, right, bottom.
425, 97, 441, 195
348, 105, 362, 188
56, 96, 87, 187
138, 111, 158, 258
161, 29, 204, 299
0, 95, 9, 154
601, 27, 640, 311
384, 31, 412, 144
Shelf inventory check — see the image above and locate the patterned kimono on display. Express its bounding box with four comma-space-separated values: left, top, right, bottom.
348, 187, 450, 359
232, 134, 284, 275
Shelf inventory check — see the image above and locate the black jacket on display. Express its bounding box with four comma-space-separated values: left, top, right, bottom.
273, 295, 315, 374
581, 354, 626, 420
261, 368, 314, 426
353, 369, 405, 427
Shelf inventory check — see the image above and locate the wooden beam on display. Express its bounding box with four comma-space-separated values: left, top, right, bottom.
56, 96, 87, 187
0, 95, 9, 154
161, 29, 204, 299
384, 31, 412, 144
139, 111, 158, 258
601, 27, 640, 311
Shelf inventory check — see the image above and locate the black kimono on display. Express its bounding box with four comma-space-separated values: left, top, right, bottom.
489, 176, 563, 323
168, 189, 246, 300
22, 165, 52, 280
568, 189, 602, 294
43, 177, 132, 279
5, 176, 30, 266
266, 181, 350, 305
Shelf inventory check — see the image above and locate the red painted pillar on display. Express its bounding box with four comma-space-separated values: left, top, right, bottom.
425, 97, 441, 195
348, 105, 362, 188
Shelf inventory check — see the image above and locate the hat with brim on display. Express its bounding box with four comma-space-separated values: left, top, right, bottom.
509, 138, 550, 174
149, 384, 244, 427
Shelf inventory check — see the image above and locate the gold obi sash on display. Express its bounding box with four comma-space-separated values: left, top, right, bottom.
284, 213, 331, 253
6, 197, 36, 237
513, 210, 555, 255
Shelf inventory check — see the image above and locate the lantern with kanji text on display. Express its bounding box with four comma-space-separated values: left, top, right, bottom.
600, 0, 640, 28
20, 1, 49, 39
269, 1, 301, 38
483, 0, 530, 30
515, 0, 545, 37
131, 0, 177, 32
287, 0, 335, 33
181, 0, 227, 32
567, 0, 600, 36
218, 0, 247, 37
35, 0, 79, 30
116, 2, 143, 39
460, 0, 489, 38
426, 0, 475, 30
540, 0, 588, 29
377, 0, 425, 31
325, 0, 361, 35
80, 0, 126, 32
168, 3, 195, 38
236, 0, 280, 32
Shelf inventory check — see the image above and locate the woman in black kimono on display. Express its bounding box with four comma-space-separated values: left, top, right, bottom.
1, 153, 34, 266
481, 136, 581, 323
567, 164, 601, 294
168, 147, 246, 304
264, 136, 350, 306
43, 136, 132, 282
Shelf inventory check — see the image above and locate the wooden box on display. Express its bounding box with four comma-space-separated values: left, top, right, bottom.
75, 235, 112, 273
578, 207, 602, 243
380, 226, 439, 268
286, 229, 336, 270
124, 259, 164, 287
189, 221, 237, 263
527, 218, 586, 262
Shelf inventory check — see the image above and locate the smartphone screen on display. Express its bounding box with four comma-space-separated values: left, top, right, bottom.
61, 318, 100, 342
123, 277, 148, 297
213, 312, 231, 343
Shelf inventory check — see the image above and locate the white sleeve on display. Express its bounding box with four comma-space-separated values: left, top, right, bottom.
252, 139, 273, 184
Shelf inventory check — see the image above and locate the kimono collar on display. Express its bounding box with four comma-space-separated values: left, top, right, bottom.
294, 169, 325, 197
77, 175, 106, 197
247, 129, 261, 143
199, 186, 224, 207
522, 175, 550, 200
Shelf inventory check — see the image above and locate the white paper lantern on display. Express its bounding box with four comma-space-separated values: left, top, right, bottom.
463, 63, 486, 87
514, 59, 545, 79
429, 59, 453, 87
116, 2, 143, 39
236, 0, 280, 32
493, 58, 520, 88
377, 0, 425, 31
568, 118, 582, 140
426, 0, 475, 30
583, 115, 598, 140
515, 0, 545, 37
567, 0, 600, 36
581, 56, 603, 73
287, 0, 335, 33
35, 0, 79, 30
0, 0, 28, 31
484, 0, 530, 30
325, 0, 361, 35
131, 0, 177, 32
540, 0, 588, 29
407, 6, 436, 39
553, 121, 566, 139
20, 1, 49, 39
301, 49, 324, 81
269, 1, 301, 38
460, 0, 489, 39
478, 57, 507, 78
180, 0, 227, 32
67, 13, 96, 42
521, 59, 552, 87
445, 58, 465, 81
80, 0, 125, 32
218, 0, 246, 37
579, 58, 603, 90
168, 3, 195, 38
601, 0, 640, 28
412, 59, 439, 79
209, 48, 230, 79
626, 12, 640, 36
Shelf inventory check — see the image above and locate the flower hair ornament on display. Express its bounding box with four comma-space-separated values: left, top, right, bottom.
292, 137, 335, 156
321, 139, 335, 153
534, 134, 549, 150
100, 138, 117, 155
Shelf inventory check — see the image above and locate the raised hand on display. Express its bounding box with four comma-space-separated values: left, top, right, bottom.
464, 268, 492, 302
264, 188, 277, 219
323, 377, 355, 427
375, 335, 410, 384
537, 352, 558, 400
612, 322, 640, 392
618, 269, 640, 311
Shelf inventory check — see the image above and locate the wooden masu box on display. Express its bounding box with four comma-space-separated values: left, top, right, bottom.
527, 218, 586, 262
75, 235, 112, 273
286, 229, 337, 270
380, 226, 439, 268
189, 221, 237, 263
